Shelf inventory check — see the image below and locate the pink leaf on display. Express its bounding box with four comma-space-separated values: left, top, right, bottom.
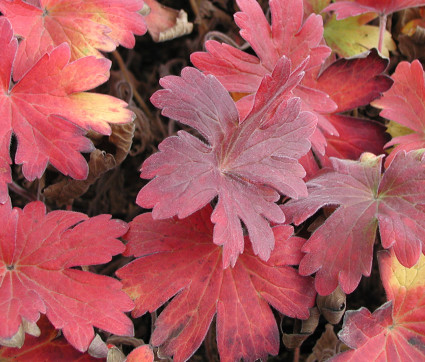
137, 57, 316, 267
372, 60, 425, 167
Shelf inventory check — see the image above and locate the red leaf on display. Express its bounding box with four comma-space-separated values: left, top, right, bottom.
332, 250, 425, 361
0, 199, 134, 352
313, 49, 392, 165
0, 0, 146, 80
191, 0, 335, 155
324, 0, 425, 18
116, 206, 315, 362
282, 150, 425, 295
0, 17, 134, 204
372, 60, 425, 167
138, 57, 316, 267
0, 316, 100, 361
191, 0, 390, 175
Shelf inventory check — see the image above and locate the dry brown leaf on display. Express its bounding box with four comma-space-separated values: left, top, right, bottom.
109, 122, 136, 165
395, 8, 425, 62
43, 149, 116, 206
316, 286, 346, 324
282, 307, 320, 349
0, 319, 41, 348
307, 324, 349, 362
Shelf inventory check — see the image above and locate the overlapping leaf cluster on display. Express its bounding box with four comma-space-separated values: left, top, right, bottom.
1, 0, 425, 361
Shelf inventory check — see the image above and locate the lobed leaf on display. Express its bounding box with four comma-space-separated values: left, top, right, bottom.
138, 57, 316, 267
0, 0, 147, 80
332, 250, 425, 361
0, 17, 134, 204
116, 205, 315, 362
0, 199, 134, 352
372, 59, 425, 167
191, 0, 390, 174
191, 0, 335, 155
282, 150, 425, 295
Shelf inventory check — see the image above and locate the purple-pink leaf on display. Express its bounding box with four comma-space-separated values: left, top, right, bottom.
137, 57, 316, 267
282, 150, 425, 295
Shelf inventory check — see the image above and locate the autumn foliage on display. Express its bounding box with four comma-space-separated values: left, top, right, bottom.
1, 0, 425, 361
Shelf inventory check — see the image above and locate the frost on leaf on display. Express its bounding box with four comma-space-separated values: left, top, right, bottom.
138, 57, 317, 267
116, 205, 316, 362
0, 199, 134, 352
372, 60, 425, 167
332, 250, 425, 361
0, 316, 98, 361
324, 0, 425, 19
0, 17, 134, 204
282, 150, 425, 295
0, 0, 147, 80
191, 0, 390, 175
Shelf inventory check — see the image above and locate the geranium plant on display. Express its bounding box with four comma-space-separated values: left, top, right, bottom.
1, 0, 425, 361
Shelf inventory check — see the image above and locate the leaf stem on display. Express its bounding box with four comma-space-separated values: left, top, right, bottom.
9, 181, 37, 202
293, 346, 300, 362
378, 14, 387, 54
112, 50, 153, 119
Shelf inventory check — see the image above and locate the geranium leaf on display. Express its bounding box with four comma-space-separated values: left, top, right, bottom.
324, 0, 425, 18
0, 316, 99, 361
372, 60, 425, 167
116, 205, 315, 362
191, 0, 335, 155
313, 48, 392, 165
191, 0, 390, 176
138, 57, 316, 267
282, 150, 425, 295
0, 0, 147, 80
332, 250, 425, 361
0, 199, 134, 352
0, 17, 134, 204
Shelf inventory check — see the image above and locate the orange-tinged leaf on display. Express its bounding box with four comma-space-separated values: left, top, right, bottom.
0, 316, 100, 361
332, 250, 425, 361
0, 199, 134, 352
116, 205, 316, 362
0, 0, 147, 80
0, 17, 134, 204
126, 345, 154, 362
